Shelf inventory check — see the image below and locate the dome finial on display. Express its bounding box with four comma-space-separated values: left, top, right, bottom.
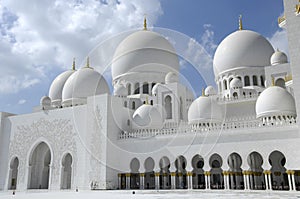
239, 15, 243, 30
86, 57, 90, 68
72, 57, 76, 70
143, 14, 147, 30
202, 88, 205, 96
145, 96, 149, 105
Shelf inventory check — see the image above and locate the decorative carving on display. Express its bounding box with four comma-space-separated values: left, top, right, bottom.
89, 105, 104, 189
9, 118, 77, 187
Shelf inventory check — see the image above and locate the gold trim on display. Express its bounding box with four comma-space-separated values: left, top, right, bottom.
171, 172, 176, 176
155, 172, 160, 177
143, 15, 147, 30
72, 57, 76, 70
239, 15, 243, 30
296, 2, 300, 14
125, 173, 131, 177
140, 173, 145, 177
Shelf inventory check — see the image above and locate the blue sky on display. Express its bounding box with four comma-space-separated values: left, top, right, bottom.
0, 0, 287, 114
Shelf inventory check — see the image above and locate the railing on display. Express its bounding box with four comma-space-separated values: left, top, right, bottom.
119, 119, 297, 140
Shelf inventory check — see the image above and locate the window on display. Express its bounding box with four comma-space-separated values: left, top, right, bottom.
165, 95, 172, 119
127, 84, 131, 95
134, 83, 139, 94
260, 76, 264, 86
223, 80, 228, 90
143, 83, 149, 94
132, 101, 136, 109
244, 76, 250, 86
253, 76, 258, 86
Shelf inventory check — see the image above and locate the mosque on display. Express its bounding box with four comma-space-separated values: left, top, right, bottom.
1, 0, 300, 192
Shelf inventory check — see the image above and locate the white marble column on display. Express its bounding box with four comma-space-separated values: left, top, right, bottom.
126, 173, 130, 190
291, 171, 296, 191
139, 173, 144, 190
223, 171, 228, 189
155, 173, 160, 190
267, 171, 272, 190
187, 172, 192, 189
171, 172, 176, 189
242, 171, 248, 190
205, 171, 211, 190
263, 171, 269, 190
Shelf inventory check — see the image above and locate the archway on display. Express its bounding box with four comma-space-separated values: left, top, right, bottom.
228, 153, 244, 189
159, 156, 171, 189
191, 155, 205, 189
247, 151, 265, 190
144, 157, 155, 189
130, 158, 140, 189
209, 153, 224, 189
269, 150, 289, 190
275, 78, 285, 88
8, 157, 19, 190
244, 76, 250, 86
61, 153, 72, 189
28, 142, 51, 189
175, 155, 187, 189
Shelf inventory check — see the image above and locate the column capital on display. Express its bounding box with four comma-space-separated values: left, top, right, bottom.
171, 172, 176, 176
155, 172, 160, 177
187, 172, 193, 176
222, 171, 229, 176
118, 173, 122, 177
242, 171, 248, 175
139, 173, 145, 177
125, 173, 131, 177
263, 170, 271, 175
204, 171, 211, 176
286, 170, 295, 175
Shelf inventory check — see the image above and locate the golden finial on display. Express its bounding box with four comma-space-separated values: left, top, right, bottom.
143, 15, 147, 30
239, 15, 243, 30
271, 76, 275, 86
145, 96, 149, 105
86, 57, 90, 68
72, 57, 76, 70
202, 88, 205, 96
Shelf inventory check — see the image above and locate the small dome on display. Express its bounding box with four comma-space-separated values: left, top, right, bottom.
205, 86, 216, 96
49, 70, 75, 107
230, 78, 243, 89
256, 86, 296, 118
114, 84, 127, 96
151, 83, 162, 96
270, 49, 288, 66
188, 96, 223, 124
62, 67, 110, 106
133, 104, 165, 129
40, 96, 51, 108
112, 30, 179, 80
213, 30, 274, 76
165, 72, 178, 84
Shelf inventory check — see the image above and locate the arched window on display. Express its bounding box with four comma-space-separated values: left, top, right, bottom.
127, 84, 131, 95
244, 76, 250, 86
134, 83, 139, 94
275, 78, 285, 88
165, 95, 172, 119
8, 157, 19, 190
132, 101, 136, 109
260, 76, 264, 86
233, 92, 238, 98
223, 80, 227, 90
253, 76, 258, 86
124, 101, 127, 108
61, 153, 72, 189
150, 100, 153, 105
143, 83, 149, 94
180, 97, 183, 120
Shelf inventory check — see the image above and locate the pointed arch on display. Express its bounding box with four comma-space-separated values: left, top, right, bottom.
8, 157, 19, 190
60, 153, 73, 189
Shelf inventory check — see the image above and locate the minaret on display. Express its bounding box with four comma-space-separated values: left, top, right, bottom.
282, 0, 300, 123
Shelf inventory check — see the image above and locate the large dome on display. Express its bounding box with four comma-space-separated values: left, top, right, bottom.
256, 86, 296, 118
213, 30, 274, 76
62, 67, 109, 106
49, 70, 75, 107
188, 96, 223, 124
111, 30, 179, 80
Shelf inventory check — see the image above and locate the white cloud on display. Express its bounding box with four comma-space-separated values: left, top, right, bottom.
268, 29, 289, 55
0, 0, 163, 94
18, 99, 26, 105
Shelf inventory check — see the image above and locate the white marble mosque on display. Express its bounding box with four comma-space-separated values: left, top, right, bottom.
1, 0, 300, 193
